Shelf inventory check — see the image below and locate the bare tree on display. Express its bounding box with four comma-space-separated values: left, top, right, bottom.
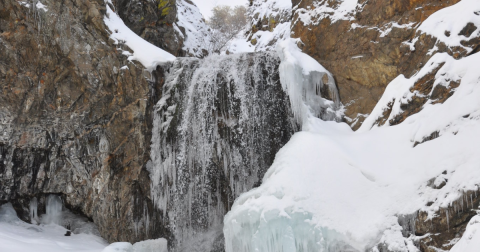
206, 5, 247, 54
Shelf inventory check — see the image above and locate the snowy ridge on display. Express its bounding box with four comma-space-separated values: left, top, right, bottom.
103, 3, 176, 71
450, 215, 480, 252
176, 0, 211, 57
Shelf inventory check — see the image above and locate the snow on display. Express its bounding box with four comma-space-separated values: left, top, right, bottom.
103, 5, 176, 71
450, 215, 480, 252
0, 202, 169, 252
224, 42, 480, 252
230, 0, 292, 53
416, 0, 480, 53
0, 203, 108, 252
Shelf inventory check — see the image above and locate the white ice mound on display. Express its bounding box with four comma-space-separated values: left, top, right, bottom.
224, 51, 480, 252
276, 39, 342, 126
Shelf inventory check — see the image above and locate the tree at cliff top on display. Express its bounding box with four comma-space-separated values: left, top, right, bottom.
206, 5, 247, 54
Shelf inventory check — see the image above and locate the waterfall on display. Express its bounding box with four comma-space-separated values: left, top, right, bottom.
149, 50, 342, 251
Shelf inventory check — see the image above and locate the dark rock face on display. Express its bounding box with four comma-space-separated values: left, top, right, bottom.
112, 0, 184, 56
290, 0, 480, 129
0, 0, 168, 243
149, 53, 298, 251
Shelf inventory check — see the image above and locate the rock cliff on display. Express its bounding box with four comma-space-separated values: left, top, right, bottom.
0, 0, 167, 243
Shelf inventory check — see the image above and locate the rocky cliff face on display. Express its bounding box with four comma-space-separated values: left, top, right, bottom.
0, 0, 167, 243
291, 0, 479, 129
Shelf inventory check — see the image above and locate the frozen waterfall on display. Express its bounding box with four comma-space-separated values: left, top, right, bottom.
148, 51, 343, 251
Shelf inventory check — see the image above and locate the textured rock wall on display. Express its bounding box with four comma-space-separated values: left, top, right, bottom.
0, 0, 168, 243
291, 0, 476, 129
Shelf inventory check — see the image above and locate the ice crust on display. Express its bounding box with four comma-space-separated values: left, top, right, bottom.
224, 29, 480, 252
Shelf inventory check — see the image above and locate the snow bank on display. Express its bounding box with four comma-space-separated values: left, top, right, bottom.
224, 42, 480, 252
0, 203, 108, 252
103, 4, 176, 71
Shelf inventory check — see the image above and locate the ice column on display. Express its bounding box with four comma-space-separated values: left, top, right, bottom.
43, 195, 63, 225
29, 197, 38, 223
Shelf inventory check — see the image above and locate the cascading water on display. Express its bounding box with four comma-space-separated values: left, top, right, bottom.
148, 50, 343, 251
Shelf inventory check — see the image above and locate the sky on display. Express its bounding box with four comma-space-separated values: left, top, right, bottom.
191, 0, 248, 19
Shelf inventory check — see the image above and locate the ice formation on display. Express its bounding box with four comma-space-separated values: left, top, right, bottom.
102, 239, 168, 252
149, 52, 299, 250
43, 194, 63, 225
277, 39, 342, 126
29, 197, 38, 224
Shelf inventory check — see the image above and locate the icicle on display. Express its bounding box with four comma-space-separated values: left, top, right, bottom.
29, 197, 38, 223
45, 195, 63, 225
471, 194, 474, 209
446, 209, 450, 231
